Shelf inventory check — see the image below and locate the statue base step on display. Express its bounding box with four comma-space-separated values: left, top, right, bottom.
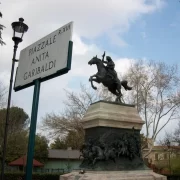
60, 170, 167, 180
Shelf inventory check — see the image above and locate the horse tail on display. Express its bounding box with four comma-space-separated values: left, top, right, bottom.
121, 80, 132, 91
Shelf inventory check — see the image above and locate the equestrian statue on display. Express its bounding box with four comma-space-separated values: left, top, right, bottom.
88, 51, 132, 102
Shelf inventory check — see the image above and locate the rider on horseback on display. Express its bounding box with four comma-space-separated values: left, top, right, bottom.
102, 53, 118, 84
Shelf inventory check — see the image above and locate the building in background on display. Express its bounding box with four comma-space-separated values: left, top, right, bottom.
143, 140, 180, 174
43, 148, 81, 173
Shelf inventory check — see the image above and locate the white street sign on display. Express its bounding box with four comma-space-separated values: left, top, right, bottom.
14, 21, 73, 91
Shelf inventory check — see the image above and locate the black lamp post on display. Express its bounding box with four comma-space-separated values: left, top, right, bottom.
0, 18, 28, 180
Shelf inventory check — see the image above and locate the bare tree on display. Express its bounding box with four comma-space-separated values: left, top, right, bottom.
42, 60, 180, 152
158, 132, 174, 147
42, 84, 101, 144
158, 122, 180, 147
172, 121, 180, 146
124, 60, 180, 157
0, 81, 6, 108
0, 3, 5, 46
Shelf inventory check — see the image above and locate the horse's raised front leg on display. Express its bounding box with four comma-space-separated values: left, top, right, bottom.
89, 75, 96, 82
89, 75, 100, 90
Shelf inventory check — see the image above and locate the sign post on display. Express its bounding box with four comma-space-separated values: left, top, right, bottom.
25, 79, 40, 180
14, 22, 73, 180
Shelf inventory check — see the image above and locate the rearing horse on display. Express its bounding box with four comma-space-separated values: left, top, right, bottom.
88, 56, 132, 102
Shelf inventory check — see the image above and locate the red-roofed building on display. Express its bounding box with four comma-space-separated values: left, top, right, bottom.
8, 155, 43, 171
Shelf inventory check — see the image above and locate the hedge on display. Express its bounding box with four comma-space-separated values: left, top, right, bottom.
0, 172, 64, 180
166, 175, 180, 180
2, 172, 180, 180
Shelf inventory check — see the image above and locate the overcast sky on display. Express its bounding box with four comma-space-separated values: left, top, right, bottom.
0, 0, 180, 140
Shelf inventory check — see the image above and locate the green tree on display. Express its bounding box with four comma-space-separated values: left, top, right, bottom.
0, 106, 29, 136
34, 134, 49, 163
50, 130, 85, 150
6, 130, 28, 162
65, 130, 84, 149
170, 156, 180, 174
0, 107, 29, 162
50, 138, 67, 149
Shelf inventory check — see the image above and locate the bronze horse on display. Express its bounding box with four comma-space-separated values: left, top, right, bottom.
88, 56, 132, 102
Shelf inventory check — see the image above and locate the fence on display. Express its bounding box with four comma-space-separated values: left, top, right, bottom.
34, 168, 65, 173
4, 167, 81, 174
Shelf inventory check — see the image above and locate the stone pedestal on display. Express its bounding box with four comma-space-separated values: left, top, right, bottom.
82, 100, 144, 130
60, 101, 167, 180
60, 170, 167, 180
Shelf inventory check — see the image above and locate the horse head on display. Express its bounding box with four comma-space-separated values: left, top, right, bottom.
88, 55, 100, 66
